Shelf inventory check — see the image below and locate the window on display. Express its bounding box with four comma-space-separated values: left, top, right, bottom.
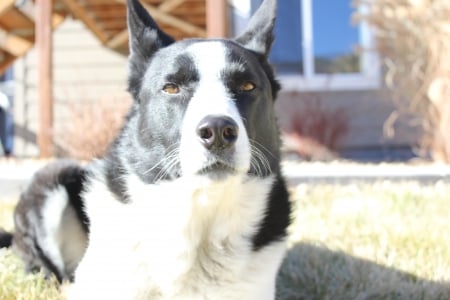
250, 0, 380, 91
312, 1, 360, 74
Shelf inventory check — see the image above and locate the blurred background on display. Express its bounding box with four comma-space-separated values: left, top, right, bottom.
1, 2, 450, 299
0, 0, 448, 164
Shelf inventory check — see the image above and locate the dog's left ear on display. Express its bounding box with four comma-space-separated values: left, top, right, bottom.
127, 0, 175, 100
235, 0, 277, 56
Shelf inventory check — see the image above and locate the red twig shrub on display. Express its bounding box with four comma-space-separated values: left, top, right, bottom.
56, 97, 131, 160
284, 93, 349, 160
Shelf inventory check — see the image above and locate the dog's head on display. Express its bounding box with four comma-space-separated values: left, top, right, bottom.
125, 0, 281, 181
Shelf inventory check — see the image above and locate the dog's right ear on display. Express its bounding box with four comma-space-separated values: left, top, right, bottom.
235, 0, 277, 57
127, 0, 175, 100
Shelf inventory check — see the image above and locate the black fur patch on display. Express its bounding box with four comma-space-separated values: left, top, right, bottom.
58, 165, 90, 233
252, 175, 291, 251
165, 54, 200, 86
0, 229, 12, 248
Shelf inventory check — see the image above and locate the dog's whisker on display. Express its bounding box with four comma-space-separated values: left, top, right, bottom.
143, 158, 166, 175
154, 151, 180, 181
154, 158, 174, 181
158, 158, 179, 180
250, 139, 277, 161
250, 153, 264, 177
250, 144, 272, 176
250, 158, 262, 177
143, 144, 180, 176
252, 141, 274, 170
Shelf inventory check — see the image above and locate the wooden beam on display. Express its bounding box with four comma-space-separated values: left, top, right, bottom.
158, 0, 186, 13
0, 29, 33, 56
206, 0, 228, 38
14, 0, 35, 20
143, 3, 206, 37
115, 0, 206, 37
100, 19, 127, 30
36, 0, 54, 158
51, 13, 66, 28
106, 0, 187, 50
15, 0, 66, 27
0, 0, 15, 18
60, 0, 110, 43
106, 28, 128, 50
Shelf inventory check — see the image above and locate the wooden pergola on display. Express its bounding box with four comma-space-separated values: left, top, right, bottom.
0, 0, 65, 74
59, 0, 228, 54
0, 0, 227, 157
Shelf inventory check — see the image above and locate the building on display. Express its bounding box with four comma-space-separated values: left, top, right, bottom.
0, 0, 418, 160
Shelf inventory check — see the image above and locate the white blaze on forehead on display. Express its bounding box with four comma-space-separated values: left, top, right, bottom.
179, 41, 251, 175
188, 41, 228, 80
185, 42, 235, 116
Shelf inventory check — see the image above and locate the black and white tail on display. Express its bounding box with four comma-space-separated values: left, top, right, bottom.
11, 160, 90, 282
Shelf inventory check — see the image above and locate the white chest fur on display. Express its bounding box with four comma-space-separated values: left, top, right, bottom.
69, 171, 286, 300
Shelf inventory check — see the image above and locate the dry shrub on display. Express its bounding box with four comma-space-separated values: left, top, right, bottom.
283, 93, 349, 161
57, 97, 131, 160
354, 0, 450, 162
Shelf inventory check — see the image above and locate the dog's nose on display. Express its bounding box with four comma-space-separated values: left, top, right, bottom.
196, 116, 239, 150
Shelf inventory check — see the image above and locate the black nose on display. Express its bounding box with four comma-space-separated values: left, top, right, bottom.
196, 116, 239, 150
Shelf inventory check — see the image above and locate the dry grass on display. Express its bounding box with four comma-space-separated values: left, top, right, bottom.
0, 200, 15, 232
278, 181, 450, 299
354, 0, 450, 162
0, 250, 64, 300
0, 195, 64, 300
1, 181, 450, 299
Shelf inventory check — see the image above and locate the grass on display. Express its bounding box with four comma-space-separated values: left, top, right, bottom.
0, 193, 66, 300
0, 250, 64, 300
277, 181, 450, 299
1, 180, 450, 299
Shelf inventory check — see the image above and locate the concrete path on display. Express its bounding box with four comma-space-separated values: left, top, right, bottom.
283, 160, 450, 184
1, 159, 450, 201
0, 159, 49, 200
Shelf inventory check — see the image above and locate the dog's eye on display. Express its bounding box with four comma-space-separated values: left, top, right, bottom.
163, 83, 180, 95
239, 81, 256, 92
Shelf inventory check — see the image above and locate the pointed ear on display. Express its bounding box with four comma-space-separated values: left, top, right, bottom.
127, 0, 175, 100
235, 0, 277, 56
127, 0, 174, 57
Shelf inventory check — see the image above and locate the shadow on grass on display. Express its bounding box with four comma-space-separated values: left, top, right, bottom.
276, 242, 450, 300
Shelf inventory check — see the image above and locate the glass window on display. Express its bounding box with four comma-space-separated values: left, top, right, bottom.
269, 0, 303, 74
249, 0, 379, 90
312, 0, 360, 74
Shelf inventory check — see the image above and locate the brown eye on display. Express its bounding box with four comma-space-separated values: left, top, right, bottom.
163, 83, 180, 94
239, 81, 256, 92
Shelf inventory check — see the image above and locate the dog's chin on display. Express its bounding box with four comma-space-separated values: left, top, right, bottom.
197, 161, 238, 181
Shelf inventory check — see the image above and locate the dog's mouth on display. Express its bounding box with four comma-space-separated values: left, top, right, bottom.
197, 160, 237, 179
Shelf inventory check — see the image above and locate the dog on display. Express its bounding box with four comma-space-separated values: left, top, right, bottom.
6, 160, 89, 283
68, 0, 291, 299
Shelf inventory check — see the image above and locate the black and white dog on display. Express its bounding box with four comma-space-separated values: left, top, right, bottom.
67, 0, 291, 298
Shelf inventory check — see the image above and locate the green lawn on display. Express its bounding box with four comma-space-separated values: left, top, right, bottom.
1, 180, 449, 299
